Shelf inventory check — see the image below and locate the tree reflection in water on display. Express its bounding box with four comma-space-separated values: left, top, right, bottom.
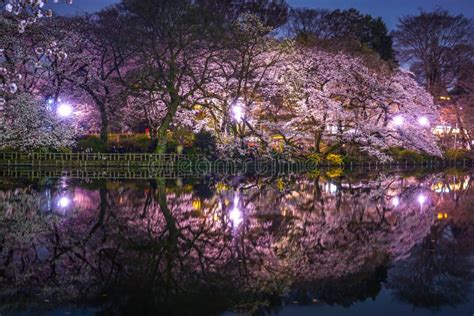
0, 170, 472, 314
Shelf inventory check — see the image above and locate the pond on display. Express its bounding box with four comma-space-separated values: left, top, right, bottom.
0, 168, 473, 315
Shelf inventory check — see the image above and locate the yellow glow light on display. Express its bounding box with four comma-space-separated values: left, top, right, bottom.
437, 212, 449, 220
192, 199, 202, 211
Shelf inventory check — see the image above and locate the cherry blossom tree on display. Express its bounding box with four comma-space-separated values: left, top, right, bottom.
120, 0, 226, 153
253, 45, 442, 160
0, 0, 71, 105
1, 0, 56, 30
38, 10, 132, 142
194, 14, 290, 154
0, 92, 76, 150
1, 1, 447, 158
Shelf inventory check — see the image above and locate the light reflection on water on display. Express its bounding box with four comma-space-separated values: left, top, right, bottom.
0, 169, 473, 315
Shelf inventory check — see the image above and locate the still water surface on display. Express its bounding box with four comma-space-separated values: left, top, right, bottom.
0, 168, 473, 315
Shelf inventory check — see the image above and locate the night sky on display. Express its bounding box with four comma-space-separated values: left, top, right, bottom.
54, 0, 474, 29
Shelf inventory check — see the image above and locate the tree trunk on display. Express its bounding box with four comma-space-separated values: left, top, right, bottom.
100, 106, 109, 143
82, 85, 109, 143
155, 179, 179, 288
314, 130, 322, 153
155, 98, 179, 154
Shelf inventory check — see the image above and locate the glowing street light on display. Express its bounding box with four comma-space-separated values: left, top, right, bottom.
231, 100, 244, 123
58, 196, 71, 208
229, 196, 243, 228
57, 103, 73, 117
418, 116, 429, 127
391, 196, 400, 207
393, 115, 404, 127
417, 194, 427, 206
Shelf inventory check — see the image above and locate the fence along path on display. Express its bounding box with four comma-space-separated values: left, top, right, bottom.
0, 152, 203, 167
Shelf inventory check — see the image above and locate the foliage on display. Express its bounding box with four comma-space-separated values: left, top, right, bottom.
121, 0, 227, 153
75, 134, 154, 153
326, 167, 343, 178
388, 148, 426, 162
326, 153, 343, 165
193, 130, 217, 158
165, 139, 179, 154
197, 0, 289, 29
393, 9, 473, 95
288, 8, 395, 61
75, 135, 106, 153
307, 153, 322, 163
444, 148, 472, 160
107, 134, 152, 153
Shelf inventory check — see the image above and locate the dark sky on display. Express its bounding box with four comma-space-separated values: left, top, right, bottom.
55, 0, 474, 29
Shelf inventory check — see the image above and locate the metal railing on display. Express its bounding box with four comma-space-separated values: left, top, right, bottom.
0, 152, 204, 166
0, 152, 471, 169
0, 152, 197, 161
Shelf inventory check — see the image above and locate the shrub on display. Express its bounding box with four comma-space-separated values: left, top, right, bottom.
444, 149, 472, 160
193, 130, 217, 158
326, 168, 343, 178
326, 153, 343, 165
341, 146, 373, 163
108, 134, 151, 153
75, 135, 105, 152
183, 146, 198, 156
307, 153, 322, 164
389, 148, 426, 162
0, 147, 15, 153
165, 139, 179, 154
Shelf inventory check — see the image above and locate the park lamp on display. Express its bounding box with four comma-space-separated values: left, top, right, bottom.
391, 196, 400, 207
58, 196, 71, 208
229, 196, 243, 228
231, 100, 245, 123
393, 115, 404, 127
417, 194, 427, 206
418, 116, 429, 127
57, 102, 73, 118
